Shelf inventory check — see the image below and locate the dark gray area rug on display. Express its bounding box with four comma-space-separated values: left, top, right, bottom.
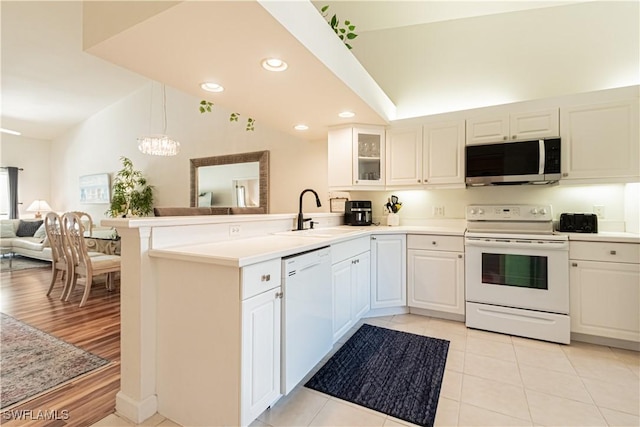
0, 313, 110, 409
305, 324, 449, 427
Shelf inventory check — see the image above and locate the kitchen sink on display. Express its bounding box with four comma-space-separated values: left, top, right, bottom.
275, 227, 364, 238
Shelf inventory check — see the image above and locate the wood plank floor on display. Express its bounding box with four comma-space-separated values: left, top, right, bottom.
1, 264, 120, 427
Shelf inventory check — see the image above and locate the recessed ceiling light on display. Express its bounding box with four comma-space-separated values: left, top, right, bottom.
294, 124, 309, 131
261, 58, 288, 72
0, 128, 21, 136
200, 82, 224, 93
338, 111, 355, 118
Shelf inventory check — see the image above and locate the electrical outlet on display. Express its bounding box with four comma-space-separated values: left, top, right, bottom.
593, 205, 605, 218
433, 206, 445, 217
229, 224, 242, 237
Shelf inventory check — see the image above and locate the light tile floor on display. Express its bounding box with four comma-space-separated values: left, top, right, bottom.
92, 314, 640, 427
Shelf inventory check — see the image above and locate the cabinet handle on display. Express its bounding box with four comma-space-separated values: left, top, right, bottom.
371, 236, 377, 240
572, 262, 578, 267
610, 250, 617, 255
562, 173, 569, 177
275, 291, 283, 299
261, 274, 271, 282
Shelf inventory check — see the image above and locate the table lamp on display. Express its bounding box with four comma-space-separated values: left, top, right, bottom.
26, 200, 52, 219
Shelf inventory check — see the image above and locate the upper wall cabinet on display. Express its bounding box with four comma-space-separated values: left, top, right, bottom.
423, 120, 465, 186
328, 126, 386, 189
560, 99, 639, 182
386, 120, 465, 188
386, 127, 423, 186
466, 108, 559, 145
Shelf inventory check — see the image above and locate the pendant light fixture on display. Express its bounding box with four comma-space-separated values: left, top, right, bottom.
138, 84, 180, 156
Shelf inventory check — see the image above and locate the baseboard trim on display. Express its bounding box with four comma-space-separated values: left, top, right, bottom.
115, 391, 158, 424
571, 332, 640, 351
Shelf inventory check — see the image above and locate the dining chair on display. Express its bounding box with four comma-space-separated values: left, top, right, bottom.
44, 212, 71, 298
61, 212, 121, 307
69, 211, 94, 236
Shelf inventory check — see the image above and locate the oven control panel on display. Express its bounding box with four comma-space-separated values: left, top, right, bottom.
466, 204, 553, 221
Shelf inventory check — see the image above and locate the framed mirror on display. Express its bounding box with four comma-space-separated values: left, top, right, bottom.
190, 151, 269, 213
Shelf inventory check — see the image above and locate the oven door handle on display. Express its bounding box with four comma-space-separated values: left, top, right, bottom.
465, 238, 568, 250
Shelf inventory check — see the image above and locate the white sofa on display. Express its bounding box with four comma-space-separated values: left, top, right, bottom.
0, 219, 52, 262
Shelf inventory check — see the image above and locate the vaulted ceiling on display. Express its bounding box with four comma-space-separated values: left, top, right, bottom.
0, 0, 612, 141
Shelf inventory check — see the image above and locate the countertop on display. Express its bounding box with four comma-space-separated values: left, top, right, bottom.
149, 223, 467, 267
559, 231, 640, 244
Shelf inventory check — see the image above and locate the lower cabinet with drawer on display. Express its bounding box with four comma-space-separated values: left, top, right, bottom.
331, 237, 370, 343
569, 240, 640, 345
155, 256, 282, 427
407, 234, 465, 318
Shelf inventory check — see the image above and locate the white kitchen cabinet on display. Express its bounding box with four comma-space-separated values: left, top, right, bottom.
569, 241, 640, 344
423, 120, 465, 185
386, 120, 465, 188
331, 237, 371, 342
370, 234, 406, 309
466, 108, 559, 145
407, 234, 465, 316
328, 125, 385, 189
156, 257, 283, 427
241, 287, 282, 425
386, 127, 423, 186
560, 99, 639, 181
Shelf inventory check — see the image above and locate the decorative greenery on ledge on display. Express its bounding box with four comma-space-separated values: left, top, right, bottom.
200, 101, 255, 131
321, 5, 358, 50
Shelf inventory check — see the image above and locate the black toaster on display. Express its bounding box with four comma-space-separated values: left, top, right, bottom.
558, 213, 598, 233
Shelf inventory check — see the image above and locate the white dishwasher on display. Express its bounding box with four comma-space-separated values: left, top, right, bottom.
281, 246, 332, 394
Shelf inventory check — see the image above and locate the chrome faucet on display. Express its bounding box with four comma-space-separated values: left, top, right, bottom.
297, 189, 322, 230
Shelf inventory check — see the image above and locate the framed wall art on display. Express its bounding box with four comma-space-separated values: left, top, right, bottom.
79, 173, 111, 204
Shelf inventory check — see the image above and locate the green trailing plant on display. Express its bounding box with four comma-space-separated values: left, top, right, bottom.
200, 102, 255, 131
321, 5, 357, 49
106, 156, 154, 217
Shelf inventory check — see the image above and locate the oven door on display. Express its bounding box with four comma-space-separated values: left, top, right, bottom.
465, 236, 569, 314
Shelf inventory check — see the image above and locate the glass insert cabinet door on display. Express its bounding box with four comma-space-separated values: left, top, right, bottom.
352, 127, 385, 185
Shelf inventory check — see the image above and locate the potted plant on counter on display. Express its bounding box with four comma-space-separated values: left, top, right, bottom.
106, 156, 154, 218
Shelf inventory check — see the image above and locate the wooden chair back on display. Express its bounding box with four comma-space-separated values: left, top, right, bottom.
44, 211, 70, 297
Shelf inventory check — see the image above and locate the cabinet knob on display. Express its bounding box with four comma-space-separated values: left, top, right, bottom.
417, 179, 421, 183
458, 254, 463, 259
261, 274, 271, 282
355, 180, 359, 184
610, 250, 617, 255
275, 291, 283, 299
371, 236, 377, 240
562, 173, 569, 177
512, 135, 516, 139
432, 241, 437, 246
503, 136, 507, 140
572, 262, 578, 267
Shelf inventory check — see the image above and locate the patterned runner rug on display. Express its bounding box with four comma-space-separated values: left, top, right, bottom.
0, 313, 110, 409
305, 324, 449, 427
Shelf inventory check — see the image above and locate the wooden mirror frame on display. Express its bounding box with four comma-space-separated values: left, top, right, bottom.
190, 150, 269, 213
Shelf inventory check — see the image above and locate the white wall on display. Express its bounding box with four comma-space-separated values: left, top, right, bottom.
354, 1, 640, 119
352, 182, 639, 232
46, 82, 328, 223
0, 134, 52, 218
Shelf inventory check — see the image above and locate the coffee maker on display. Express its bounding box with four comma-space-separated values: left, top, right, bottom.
344, 201, 373, 226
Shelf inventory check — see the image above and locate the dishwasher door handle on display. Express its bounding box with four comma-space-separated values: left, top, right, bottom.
297, 261, 325, 273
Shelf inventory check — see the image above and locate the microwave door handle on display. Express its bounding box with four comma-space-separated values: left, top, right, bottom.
538, 139, 545, 174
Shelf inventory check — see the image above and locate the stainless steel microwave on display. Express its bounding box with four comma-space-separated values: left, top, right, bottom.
465, 138, 561, 186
